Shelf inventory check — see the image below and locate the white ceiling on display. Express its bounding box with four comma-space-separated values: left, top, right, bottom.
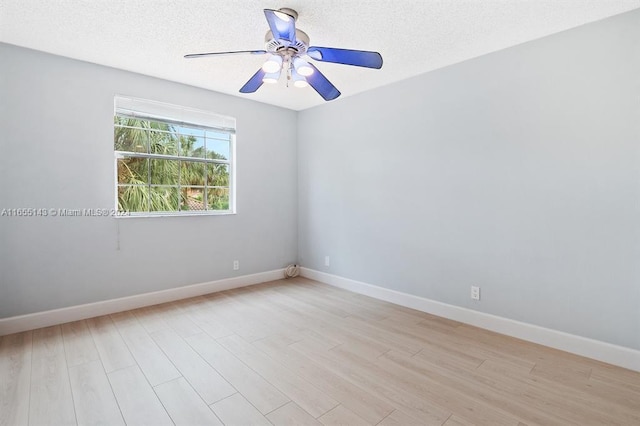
2, 0, 639, 111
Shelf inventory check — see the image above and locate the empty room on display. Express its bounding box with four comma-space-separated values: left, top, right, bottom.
1, 1, 639, 425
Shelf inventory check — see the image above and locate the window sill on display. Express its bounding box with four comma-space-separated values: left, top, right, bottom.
114, 211, 236, 218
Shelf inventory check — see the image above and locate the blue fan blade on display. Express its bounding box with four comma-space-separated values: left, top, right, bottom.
306, 64, 341, 101
264, 9, 296, 43
239, 68, 266, 93
307, 47, 383, 69
185, 50, 266, 59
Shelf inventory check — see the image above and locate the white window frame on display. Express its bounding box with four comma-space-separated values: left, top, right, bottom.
113, 96, 236, 217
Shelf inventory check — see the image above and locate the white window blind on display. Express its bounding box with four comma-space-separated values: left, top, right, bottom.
114, 96, 236, 133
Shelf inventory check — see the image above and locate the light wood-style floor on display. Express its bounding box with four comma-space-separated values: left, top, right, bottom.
1, 278, 639, 426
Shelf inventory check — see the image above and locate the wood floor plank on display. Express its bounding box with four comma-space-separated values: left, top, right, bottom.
131, 305, 171, 334
0, 332, 32, 426
86, 316, 135, 373
186, 332, 290, 414
293, 282, 391, 323
382, 349, 562, 425
220, 289, 306, 339
202, 294, 283, 342
178, 300, 235, 339
107, 365, 173, 426
470, 354, 640, 423
254, 335, 394, 424
317, 404, 370, 426
385, 347, 597, 425
61, 320, 100, 368
29, 326, 76, 426
443, 415, 476, 426
343, 316, 422, 355
259, 290, 394, 356
154, 377, 223, 426
110, 311, 181, 386
289, 338, 452, 425
365, 314, 468, 356
4, 278, 639, 426
590, 367, 640, 393
210, 393, 272, 426
218, 334, 340, 418
377, 409, 428, 426
590, 363, 640, 389
266, 401, 323, 426
414, 325, 537, 371
68, 360, 124, 425
583, 374, 640, 410
162, 300, 205, 338
372, 350, 523, 425
456, 323, 599, 370
233, 292, 343, 351
270, 284, 355, 320
530, 358, 592, 384
150, 328, 235, 404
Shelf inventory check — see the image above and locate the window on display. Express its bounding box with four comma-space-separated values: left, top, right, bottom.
114, 97, 235, 216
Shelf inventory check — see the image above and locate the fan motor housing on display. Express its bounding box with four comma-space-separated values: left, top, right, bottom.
277, 7, 298, 21
265, 29, 309, 55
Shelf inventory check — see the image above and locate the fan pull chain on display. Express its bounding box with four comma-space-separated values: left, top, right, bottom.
285, 57, 292, 87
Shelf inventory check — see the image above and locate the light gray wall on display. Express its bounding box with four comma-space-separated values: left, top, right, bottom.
298, 10, 640, 350
2, 10, 639, 351
0, 43, 298, 318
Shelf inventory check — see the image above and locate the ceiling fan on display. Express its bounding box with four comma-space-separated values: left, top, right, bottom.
185, 8, 383, 101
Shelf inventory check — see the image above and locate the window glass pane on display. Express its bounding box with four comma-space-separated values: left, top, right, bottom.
114, 115, 129, 126
150, 159, 179, 185
118, 185, 150, 213
149, 127, 178, 156
180, 135, 205, 158
117, 157, 148, 185
114, 120, 148, 152
181, 161, 205, 186
206, 163, 229, 186
205, 130, 229, 140
180, 187, 205, 211
150, 186, 179, 212
206, 138, 230, 160
206, 187, 229, 210
178, 126, 205, 138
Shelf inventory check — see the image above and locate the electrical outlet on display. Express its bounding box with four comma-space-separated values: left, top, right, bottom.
324, 256, 330, 267
471, 286, 480, 301
233, 260, 239, 271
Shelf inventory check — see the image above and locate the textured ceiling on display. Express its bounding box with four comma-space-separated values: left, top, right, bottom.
1, 0, 639, 110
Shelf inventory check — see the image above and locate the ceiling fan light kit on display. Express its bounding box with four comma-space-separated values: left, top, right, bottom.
293, 57, 314, 76
263, 71, 281, 84
292, 70, 309, 88
185, 7, 383, 101
262, 54, 283, 73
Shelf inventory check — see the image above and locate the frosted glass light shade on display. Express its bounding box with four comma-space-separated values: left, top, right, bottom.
293, 57, 314, 77
262, 55, 283, 73
291, 69, 308, 88
262, 70, 281, 84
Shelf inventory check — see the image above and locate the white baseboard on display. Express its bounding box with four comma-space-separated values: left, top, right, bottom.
300, 267, 640, 372
0, 269, 285, 336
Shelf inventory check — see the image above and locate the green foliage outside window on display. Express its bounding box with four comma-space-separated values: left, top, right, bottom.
115, 116, 231, 213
